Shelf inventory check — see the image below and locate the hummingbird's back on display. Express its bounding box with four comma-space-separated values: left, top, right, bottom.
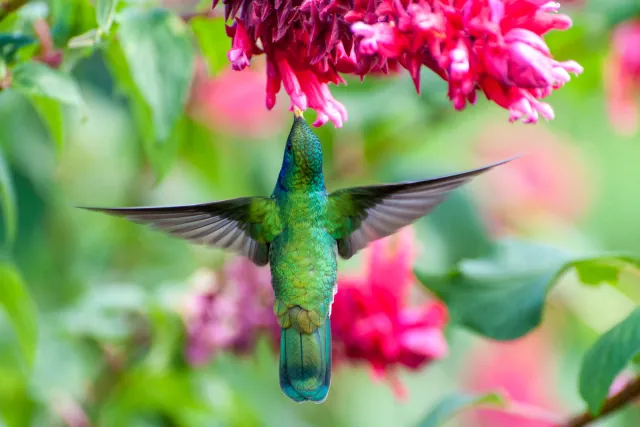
270, 176, 337, 402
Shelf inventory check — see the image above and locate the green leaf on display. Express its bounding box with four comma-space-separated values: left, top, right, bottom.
0, 150, 16, 249
416, 240, 640, 340
117, 8, 194, 143
68, 29, 100, 49
96, 0, 119, 32
425, 189, 495, 266
11, 61, 84, 106
579, 308, 640, 415
574, 256, 640, 286
104, 41, 183, 180
0, 34, 36, 64
28, 96, 65, 152
418, 392, 506, 427
190, 17, 229, 75
0, 262, 38, 368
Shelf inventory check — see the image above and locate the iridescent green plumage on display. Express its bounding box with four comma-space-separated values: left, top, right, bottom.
81, 114, 514, 403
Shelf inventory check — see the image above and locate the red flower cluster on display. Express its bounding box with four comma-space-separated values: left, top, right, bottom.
604, 19, 640, 135
331, 227, 448, 396
213, 0, 582, 126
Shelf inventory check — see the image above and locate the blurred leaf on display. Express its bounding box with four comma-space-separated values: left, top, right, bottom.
425, 190, 494, 266
117, 8, 194, 143
190, 17, 229, 75
417, 392, 506, 427
60, 285, 146, 341
68, 29, 99, 49
16, 2, 49, 23
0, 34, 36, 64
579, 308, 640, 415
28, 96, 65, 153
0, 262, 37, 368
144, 307, 183, 372
416, 240, 640, 340
104, 41, 180, 180
574, 256, 640, 286
11, 61, 84, 106
97, 0, 119, 32
0, 150, 16, 248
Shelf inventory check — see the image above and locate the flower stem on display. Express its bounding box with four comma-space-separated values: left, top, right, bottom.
0, 0, 28, 22
563, 376, 640, 427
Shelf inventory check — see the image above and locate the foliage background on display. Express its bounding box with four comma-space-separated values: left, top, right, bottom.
1, 0, 640, 426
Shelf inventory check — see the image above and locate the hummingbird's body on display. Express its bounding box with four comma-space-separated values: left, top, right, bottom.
83, 113, 513, 404
270, 119, 336, 402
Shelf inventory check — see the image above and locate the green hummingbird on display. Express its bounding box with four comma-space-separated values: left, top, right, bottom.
82, 112, 513, 404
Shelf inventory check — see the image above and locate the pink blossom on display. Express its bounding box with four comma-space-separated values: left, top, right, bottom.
604, 19, 640, 135
181, 258, 279, 366
463, 331, 563, 427
188, 59, 287, 139
331, 227, 448, 398
473, 121, 591, 232
214, 0, 581, 126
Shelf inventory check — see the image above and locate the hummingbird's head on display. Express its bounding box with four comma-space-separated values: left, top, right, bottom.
277, 114, 325, 191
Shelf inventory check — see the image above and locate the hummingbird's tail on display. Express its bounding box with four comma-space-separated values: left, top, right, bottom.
279, 309, 331, 403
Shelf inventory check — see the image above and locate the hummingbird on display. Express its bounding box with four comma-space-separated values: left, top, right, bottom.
82, 111, 513, 404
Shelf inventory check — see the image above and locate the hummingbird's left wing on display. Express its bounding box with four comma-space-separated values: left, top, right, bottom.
80, 197, 282, 266
326, 158, 515, 259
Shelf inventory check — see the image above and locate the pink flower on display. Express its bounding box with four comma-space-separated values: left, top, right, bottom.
463, 331, 563, 427
331, 227, 448, 398
188, 58, 287, 139
350, 0, 582, 123
181, 258, 279, 366
473, 121, 591, 232
214, 0, 581, 126
604, 19, 640, 135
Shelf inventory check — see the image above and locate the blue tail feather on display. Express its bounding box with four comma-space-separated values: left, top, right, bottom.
279, 322, 331, 403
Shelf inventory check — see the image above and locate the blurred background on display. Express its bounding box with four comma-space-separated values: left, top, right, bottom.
1, 0, 640, 426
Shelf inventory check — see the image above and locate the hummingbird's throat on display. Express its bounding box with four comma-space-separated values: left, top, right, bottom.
274, 301, 322, 334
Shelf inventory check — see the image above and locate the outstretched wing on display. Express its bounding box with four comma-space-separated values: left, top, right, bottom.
80, 197, 282, 266
326, 158, 515, 259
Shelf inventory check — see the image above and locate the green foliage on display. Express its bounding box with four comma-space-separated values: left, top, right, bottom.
579, 308, 640, 415
11, 61, 84, 106
96, 0, 119, 33
117, 8, 194, 144
0, 262, 37, 368
417, 392, 506, 427
417, 242, 640, 340
0, 150, 16, 248
190, 17, 229, 75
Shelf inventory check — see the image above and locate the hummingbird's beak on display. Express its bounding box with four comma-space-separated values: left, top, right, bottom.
293, 106, 304, 119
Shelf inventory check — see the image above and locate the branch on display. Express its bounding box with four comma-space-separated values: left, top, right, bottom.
0, 0, 28, 22
563, 376, 640, 427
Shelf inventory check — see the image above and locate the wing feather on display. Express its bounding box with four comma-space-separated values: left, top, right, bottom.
80, 197, 281, 266
327, 158, 515, 259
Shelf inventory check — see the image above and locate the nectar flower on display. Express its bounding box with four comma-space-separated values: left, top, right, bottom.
331, 227, 448, 398
181, 258, 279, 366
350, 0, 582, 123
604, 19, 640, 135
215, 0, 582, 126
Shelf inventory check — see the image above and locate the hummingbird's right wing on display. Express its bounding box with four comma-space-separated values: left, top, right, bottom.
326, 158, 516, 259
79, 197, 282, 266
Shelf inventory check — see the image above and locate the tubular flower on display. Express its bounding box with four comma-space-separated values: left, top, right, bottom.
604, 19, 640, 135
331, 227, 448, 397
213, 0, 582, 126
181, 258, 279, 366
